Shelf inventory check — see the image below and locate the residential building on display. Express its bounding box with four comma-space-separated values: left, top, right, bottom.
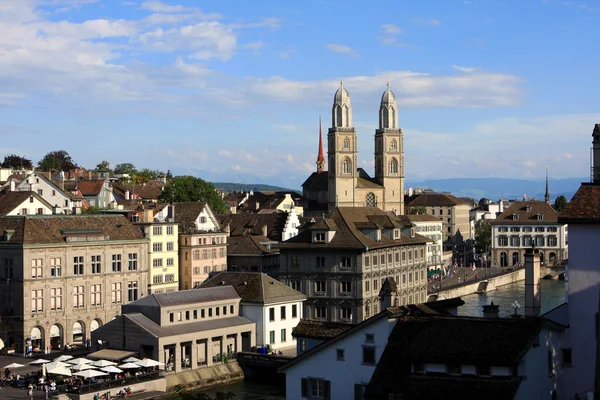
0, 215, 149, 355
64, 179, 116, 208
555, 123, 600, 399
217, 209, 300, 242
490, 201, 567, 267
0, 190, 54, 216
406, 214, 444, 271
302, 82, 405, 215
224, 191, 305, 216
112, 180, 164, 202
226, 235, 280, 273
175, 202, 227, 289
91, 286, 255, 374
277, 207, 430, 324
15, 171, 83, 214
201, 272, 306, 350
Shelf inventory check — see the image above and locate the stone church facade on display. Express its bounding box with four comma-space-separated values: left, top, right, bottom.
302, 82, 404, 216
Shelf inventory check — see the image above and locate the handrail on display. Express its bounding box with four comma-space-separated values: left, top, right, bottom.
48, 371, 162, 396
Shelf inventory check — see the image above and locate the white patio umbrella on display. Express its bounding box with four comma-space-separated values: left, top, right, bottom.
73, 369, 108, 379
70, 364, 96, 371
118, 362, 141, 369
100, 366, 123, 374
30, 359, 51, 365
93, 360, 117, 368
53, 355, 73, 362
122, 357, 141, 363
46, 365, 72, 377
3, 362, 24, 377
45, 361, 70, 370
135, 359, 164, 368
68, 358, 93, 366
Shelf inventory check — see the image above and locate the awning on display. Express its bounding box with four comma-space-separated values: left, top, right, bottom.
88, 349, 137, 362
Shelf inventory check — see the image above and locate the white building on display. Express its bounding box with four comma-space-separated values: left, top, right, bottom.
407, 215, 444, 271
201, 271, 306, 350
15, 171, 82, 214
0, 190, 54, 216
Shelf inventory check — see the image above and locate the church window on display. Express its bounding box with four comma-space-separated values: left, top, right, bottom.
383, 107, 389, 128
336, 106, 343, 127
389, 158, 398, 175
390, 139, 397, 151
344, 105, 349, 127
343, 137, 350, 150
343, 158, 352, 174
391, 107, 396, 128
366, 193, 377, 207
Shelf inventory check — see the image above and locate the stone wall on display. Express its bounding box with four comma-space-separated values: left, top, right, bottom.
165, 361, 244, 391
72, 377, 167, 400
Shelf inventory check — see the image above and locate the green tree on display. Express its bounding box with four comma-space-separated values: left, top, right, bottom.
94, 160, 112, 172
553, 195, 568, 212
37, 150, 77, 171
113, 163, 137, 175
82, 206, 102, 214
136, 168, 163, 182
159, 175, 228, 213
409, 206, 427, 215
1, 154, 33, 170
474, 219, 491, 256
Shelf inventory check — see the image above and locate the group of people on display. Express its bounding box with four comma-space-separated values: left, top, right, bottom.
1, 368, 57, 399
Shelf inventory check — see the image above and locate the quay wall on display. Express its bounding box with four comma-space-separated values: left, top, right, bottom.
430, 268, 544, 301
165, 361, 244, 392
72, 378, 167, 400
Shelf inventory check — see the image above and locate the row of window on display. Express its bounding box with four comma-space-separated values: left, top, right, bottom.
498, 226, 558, 233
268, 328, 288, 344
151, 274, 176, 284
268, 304, 299, 322
364, 249, 424, 267
310, 304, 353, 321
183, 248, 226, 261
152, 242, 176, 252
152, 258, 175, 267
182, 235, 226, 246
497, 235, 558, 247
168, 304, 235, 323
152, 226, 175, 236
30, 281, 139, 313
187, 264, 226, 276
30, 254, 139, 279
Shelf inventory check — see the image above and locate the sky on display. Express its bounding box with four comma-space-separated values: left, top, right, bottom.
1, 0, 599, 189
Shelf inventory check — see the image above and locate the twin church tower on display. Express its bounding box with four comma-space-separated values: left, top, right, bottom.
302, 81, 405, 215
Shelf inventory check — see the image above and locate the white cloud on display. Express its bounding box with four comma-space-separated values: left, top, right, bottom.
381, 24, 402, 34
218, 150, 233, 157
231, 164, 241, 171
414, 17, 441, 26
325, 44, 357, 55
451, 65, 476, 73
140, 1, 190, 13
244, 41, 264, 50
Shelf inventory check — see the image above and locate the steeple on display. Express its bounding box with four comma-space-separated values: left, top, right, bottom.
379, 81, 398, 129
316, 113, 325, 173
545, 166, 550, 204
332, 80, 352, 128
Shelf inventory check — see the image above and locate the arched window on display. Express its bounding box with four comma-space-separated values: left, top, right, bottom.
343, 158, 352, 174
389, 158, 398, 174
343, 137, 350, 149
336, 106, 342, 127
366, 193, 377, 207
500, 252, 508, 267
390, 139, 397, 151
391, 106, 396, 128
344, 106, 349, 127
382, 108, 389, 128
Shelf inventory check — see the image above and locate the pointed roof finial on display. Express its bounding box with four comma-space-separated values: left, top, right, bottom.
545, 165, 550, 204
340, 79, 344, 87
387, 81, 390, 87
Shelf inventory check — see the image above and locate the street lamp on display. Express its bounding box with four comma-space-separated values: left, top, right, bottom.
512, 300, 521, 317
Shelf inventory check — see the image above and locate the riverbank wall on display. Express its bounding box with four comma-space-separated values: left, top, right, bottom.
165, 361, 244, 393
429, 267, 551, 301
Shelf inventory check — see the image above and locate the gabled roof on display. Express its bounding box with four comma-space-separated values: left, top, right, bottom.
75, 181, 105, 196
111, 181, 163, 200
406, 214, 444, 223
408, 193, 470, 207
217, 212, 289, 241
125, 286, 239, 309
491, 200, 559, 225
0, 191, 53, 216
302, 172, 328, 191
279, 207, 430, 251
172, 202, 208, 230
200, 272, 306, 304
22, 171, 78, 200
227, 235, 278, 256
291, 319, 353, 340
0, 215, 144, 244
121, 313, 253, 338
558, 183, 600, 223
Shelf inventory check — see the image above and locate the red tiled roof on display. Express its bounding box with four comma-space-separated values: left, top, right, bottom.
558, 183, 600, 223
77, 181, 105, 196
491, 200, 558, 225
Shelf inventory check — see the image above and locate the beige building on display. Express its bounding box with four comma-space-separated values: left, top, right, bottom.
277, 207, 430, 324
174, 202, 227, 289
91, 286, 255, 374
490, 201, 568, 267
302, 82, 405, 216
0, 215, 149, 355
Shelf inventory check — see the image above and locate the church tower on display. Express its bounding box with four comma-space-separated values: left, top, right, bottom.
374, 83, 404, 214
316, 115, 325, 173
328, 80, 358, 210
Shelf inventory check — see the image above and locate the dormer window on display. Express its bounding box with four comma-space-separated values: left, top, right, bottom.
525, 205, 532, 212
536, 214, 544, 221
376, 230, 382, 242
512, 213, 519, 221
394, 229, 399, 239
314, 232, 326, 243
411, 228, 415, 238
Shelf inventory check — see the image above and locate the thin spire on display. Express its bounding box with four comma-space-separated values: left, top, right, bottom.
317, 111, 325, 173
545, 166, 550, 204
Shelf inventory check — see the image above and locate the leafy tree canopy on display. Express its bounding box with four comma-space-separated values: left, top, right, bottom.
474, 219, 491, 256
409, 206, 427, 215
94, 160, 112, 172
136, 168, 164, 182
37, 150, 77, 171
1, 154, 33, 170
553, 195, 568, 212
159, 175, 227, 214
113, 163, 137, 175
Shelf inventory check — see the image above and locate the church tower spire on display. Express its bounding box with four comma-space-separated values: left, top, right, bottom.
316, 113, 325, 173
374, 82, 404, 214
545, 166, 550, 204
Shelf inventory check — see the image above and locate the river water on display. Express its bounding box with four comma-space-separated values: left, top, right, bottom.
179, 280, 565, 399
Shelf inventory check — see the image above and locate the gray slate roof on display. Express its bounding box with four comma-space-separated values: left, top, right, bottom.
124, 313, 253, 338
200, 272, 306, 305
126, 286, 239, 308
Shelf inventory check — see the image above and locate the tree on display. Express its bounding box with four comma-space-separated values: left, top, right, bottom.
37, 150, 77, 171
94, 160, 112, 172
159, 175, 228, 214
113, 163, 137, 175
409, 206, 427, 215
553, 195, 568, 212
1, 154, 33, 170
474, 219, 491, 256
136, 168, 164, 182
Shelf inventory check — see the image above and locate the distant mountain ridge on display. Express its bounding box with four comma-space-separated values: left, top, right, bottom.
211, 182, 298, 193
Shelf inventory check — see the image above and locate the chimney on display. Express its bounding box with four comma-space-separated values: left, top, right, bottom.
52, 205, 58, 215
261, 224, 268, 237
9, 180, 15, 192
255, 202, 260, 211
88, 171, 92, 180
125, 190, 130, 200
61, 172, 64, 191
592, 124, 600, 183
482, 301, 500, 318
525, 248, 541, 317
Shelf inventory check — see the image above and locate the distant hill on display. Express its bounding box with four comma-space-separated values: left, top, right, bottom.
405, 177, 586, 202
211, 182, 299, 194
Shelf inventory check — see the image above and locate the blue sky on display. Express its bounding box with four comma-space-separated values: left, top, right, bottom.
1, 0, 598, 189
